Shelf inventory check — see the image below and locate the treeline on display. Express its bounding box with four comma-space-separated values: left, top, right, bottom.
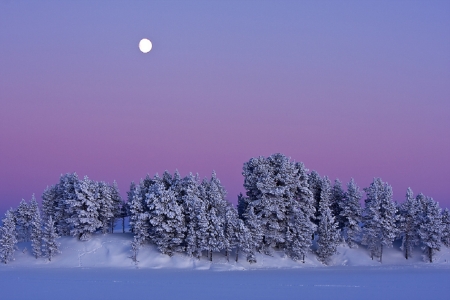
1, 153, 450, 265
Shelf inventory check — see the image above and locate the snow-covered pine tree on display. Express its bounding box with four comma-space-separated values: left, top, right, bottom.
308, 170, 323, 225
362, 178, 398, 263
285, 162, 316, 262
241, 154, 312, 255
442, 208, 450, 247
242, 204, 261, 263
316, 177, 341, 265
57, 173, 79, 236
41, 185, 57, 224
237, 193, 248, 219
68, 176, 101, 240
330, 179, 346, 230
128, 183, 150, 254
398, 188, 420, 259
29, 195, 43, 259
199, 174, 227, 261
42, 216, 61, 261
418, 197, 443, 263
118, 200, 128, 233
235, 218, 253, 263
224, 205, 239, 262
96, 181, 114, 234
109, 181, 123, 233
340, 178, 362, 248
147, 179, 186, 256
15, 199, 32, 242
286, 205, 312, 263
178, 174, 203, 259
0, 210, 18, 264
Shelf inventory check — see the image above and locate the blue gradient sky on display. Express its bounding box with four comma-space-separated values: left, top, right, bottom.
1, 1, 449, 214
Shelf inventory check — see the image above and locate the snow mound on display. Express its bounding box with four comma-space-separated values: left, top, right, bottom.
4, 232, 450, 270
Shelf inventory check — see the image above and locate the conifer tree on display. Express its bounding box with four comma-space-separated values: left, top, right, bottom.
362, 178, 398, 262
97, 181, 114, 234
42, 216, 61, 261
418, 197, 443, 263
57, 173, 79, 236
398, 188, 420, 259
128, 184, 150, 254
224, 205, 239, 262
330, 180, 345, 228
41, 185, 57, 224
29, 195, 43, 259
243, 204, 261, 263
0, 210, 18, 264
308, 170, 323, 225
147, 179, 186, 256
441, 208, 450, 247
316, 177, 341, 265
235, 218, 253, 263
15, 199, 32, 242
109, 181, 123, 233
340, 178, 362, 248
199, 175, 227, 261
241, 154, 315, 256
179, 174, 204, 259
68, 176, 101, 240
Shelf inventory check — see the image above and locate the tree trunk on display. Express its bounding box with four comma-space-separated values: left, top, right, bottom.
235, 248, 239, 263
209, 250, 212, 262
225, 249, 229, 262
111, 219, 114, 233
429, 247, 433, 263
405, 236, 409, 259
380, 244, 383, 263
302, 254, 305, 263
122, 217, 125, 233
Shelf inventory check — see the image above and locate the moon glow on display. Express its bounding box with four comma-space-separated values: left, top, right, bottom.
139, 38, 152, 53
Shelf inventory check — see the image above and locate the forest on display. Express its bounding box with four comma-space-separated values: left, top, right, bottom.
1, 153, 449, 265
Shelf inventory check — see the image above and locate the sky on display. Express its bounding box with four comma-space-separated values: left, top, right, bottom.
0, 1, 449, 214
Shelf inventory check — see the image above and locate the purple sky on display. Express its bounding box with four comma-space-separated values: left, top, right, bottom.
1, 1, 449, 214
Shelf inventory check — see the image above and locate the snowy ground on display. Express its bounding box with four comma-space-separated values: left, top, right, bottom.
1, 232, 450, 299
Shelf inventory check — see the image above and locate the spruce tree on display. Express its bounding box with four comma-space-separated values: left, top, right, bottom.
340, 178, 362, 248
330, 179, 346, 230
224, 205, 239, 262
418, 197, 443, 263
398, 188, 420, 259
179, 174, 203, 259
41, 185, 57, 224
0, 210, 18, 264
109, 181, 123, 233
362, 178, 398, 263
42, 216, 61, 261
308, 170, 323, 225
15, 199, 32, 242
199, 175, 227, 261
29, 195, 43, 259
316, 177, 341, 265
68, 176, 102, 240
128, 184, 150, 256
442, 208, 450, 247
235, 218, 253, 263
241, 154, 315, 256
97, 181, 114, 234
57, 173, 79, 236
147, 178, 186, 256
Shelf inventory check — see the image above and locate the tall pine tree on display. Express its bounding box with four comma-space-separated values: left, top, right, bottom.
0, 210, 18, 264
340, 178, 362, 248
362, 178, 398, 263
316, 177, 341, 265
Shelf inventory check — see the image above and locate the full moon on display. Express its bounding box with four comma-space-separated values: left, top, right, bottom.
139, 38, 152, 53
